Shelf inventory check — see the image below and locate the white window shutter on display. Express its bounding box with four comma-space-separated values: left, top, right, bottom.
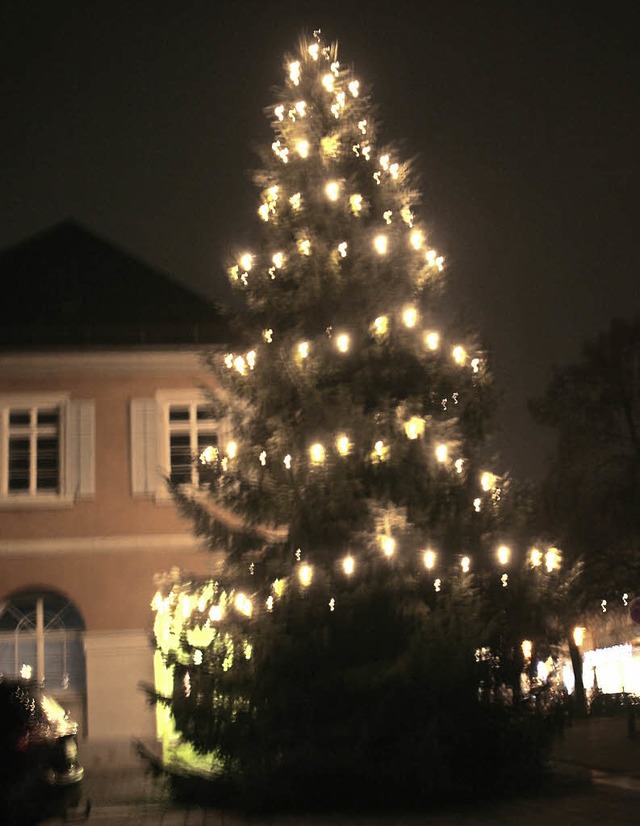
130, 398, 159, 496
66, 400, 96, 499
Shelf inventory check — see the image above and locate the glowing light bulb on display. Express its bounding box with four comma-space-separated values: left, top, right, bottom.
274, 105, 285, 121
350, 194, 363, 215
373, 315, 388, 336
226, 441, 237, 459
383, 210, 393, 225
336, 434, 350, 455
258, 203, 269, 222
410, 230, 423, 250
259, 451, 267, 466
266, 595, 274, 611
299, 564, 313, 586
263, 328, 273, 343
272, 251, 285, 269
283, 454, 292, 470
530, 547, 542, 567
434, 578, 442, 592
471, 358, 481, 373
380, 154, 390, 171
295, 100, 307, 117
209, 604, 222, 622
322, 73, 335, 92
289, 192, 302, 210
296, 139, 310, 158
402, 306, 418, 328
461, 556, 471, 573
325, 181, 340, 201
497, 545, 511, 566
545, 547, 560, 572
481, 472, 496, 492
343, 555, 355, 575
404, 417, 424, 439
374, 234, 388, 255
199, 445, 218, 465
246, 350, 256, 369
289, 61, 301, 84
234, 355, 246, 375
435, 444, 448, 463
298, 341, 310, 359
381, 536, 395, 557
239, 253, 253, 271
424, 331, 440, 351
452, 346, 467, 366
336, 333, 350, 353
522, 640, 532, 660
349, 80, 359, 96
454, 458, 464, 474
298, 238, 311, 256
309, 443, 325, 464
473, 498, 481, 512
308, 43, 319, 60
337, 241, 348, 258
424, 549, 436, 569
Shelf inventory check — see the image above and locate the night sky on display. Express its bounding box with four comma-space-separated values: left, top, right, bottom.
2, 1, 639, 479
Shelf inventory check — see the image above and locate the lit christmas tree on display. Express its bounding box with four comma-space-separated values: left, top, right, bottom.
150, 33, 562, 807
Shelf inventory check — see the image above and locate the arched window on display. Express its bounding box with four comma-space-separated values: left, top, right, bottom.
0, 590, 86, 733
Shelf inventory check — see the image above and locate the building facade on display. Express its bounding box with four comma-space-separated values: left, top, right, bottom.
0, 224, 229, 763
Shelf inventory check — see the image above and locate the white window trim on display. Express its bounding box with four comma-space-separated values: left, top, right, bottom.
0, 393, 95, 508
155, 390, 227, 501
0, 393, 71, 505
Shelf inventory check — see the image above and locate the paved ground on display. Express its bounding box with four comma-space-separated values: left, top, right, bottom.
39, 716, 640, 825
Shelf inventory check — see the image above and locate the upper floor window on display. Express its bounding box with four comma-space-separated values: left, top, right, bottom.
130, 391, 225, 498
6, 405, 60, 495
0, 395, 95, 505
168, 402, 218, 487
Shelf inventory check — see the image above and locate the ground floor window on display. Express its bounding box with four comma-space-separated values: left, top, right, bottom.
0, 590, 86, 734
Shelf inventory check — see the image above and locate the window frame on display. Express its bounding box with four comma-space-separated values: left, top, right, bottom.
156, 390, 225, 497
0, 393, 69, 504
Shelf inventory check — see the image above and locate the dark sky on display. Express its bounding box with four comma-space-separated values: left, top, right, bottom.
2, 1, 639, 479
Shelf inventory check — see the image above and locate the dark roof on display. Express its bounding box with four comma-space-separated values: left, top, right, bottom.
0, 221, 231, 348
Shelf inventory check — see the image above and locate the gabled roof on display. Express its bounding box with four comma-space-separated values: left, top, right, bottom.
0, 221, 232, 348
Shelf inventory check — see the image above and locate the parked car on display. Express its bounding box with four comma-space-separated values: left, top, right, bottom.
0, 678, 84, 822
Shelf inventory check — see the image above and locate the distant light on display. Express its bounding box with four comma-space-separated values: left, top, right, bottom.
336, 434, 350, 456
326, 181, 340, 201
296, 140, 310, 158
381, 536, 395, 557
461, 556, 471, 573
336, 333, 350, 353
298, 341, 310, 359
342, 555, 355, 575
545, 547, 560, 571
374, 234, 388, 255
452, 346, 467, 366
299, 564, 313, 586
424, 331, 440, 351
322, 73, 335, 92
410, 230, 423, 250
435, 444, 448, 463
423, 549, 436, 570
309, 443, 325, 464
497, 545, 511, 566
402, 306, 418, 328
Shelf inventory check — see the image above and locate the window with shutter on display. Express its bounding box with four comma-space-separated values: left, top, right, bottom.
0, 395, 95, 504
